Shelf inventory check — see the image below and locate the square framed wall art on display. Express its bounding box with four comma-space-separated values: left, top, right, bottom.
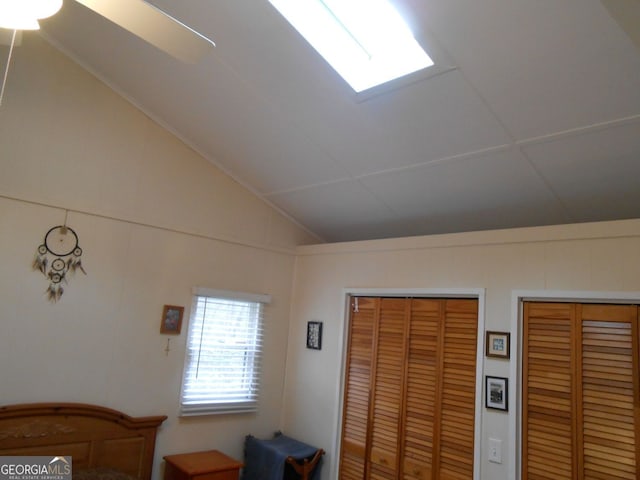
486, 331, 510, 359
485, 376, 508, 411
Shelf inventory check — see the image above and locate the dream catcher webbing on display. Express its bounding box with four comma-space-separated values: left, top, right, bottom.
33, 225, 86, 302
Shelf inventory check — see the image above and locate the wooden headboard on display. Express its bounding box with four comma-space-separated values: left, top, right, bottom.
0, 403, 167, 480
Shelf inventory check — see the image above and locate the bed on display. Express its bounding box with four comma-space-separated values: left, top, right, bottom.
0, 403, 167, 480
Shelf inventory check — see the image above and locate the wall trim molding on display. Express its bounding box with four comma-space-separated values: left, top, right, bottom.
297, 219, 640, 256
0, 193, 297, 256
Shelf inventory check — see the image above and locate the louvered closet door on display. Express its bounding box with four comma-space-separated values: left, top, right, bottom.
523, 302, 640, 480
579, 304, 639, 480
437, 299, 479, 480
369, 298, 409, 478
523, 302, 576, 479
339, 297, 377, 480
402, 299, 479, 480
340, 296, 480, 480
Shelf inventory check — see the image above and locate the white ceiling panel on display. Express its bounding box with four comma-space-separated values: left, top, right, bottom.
267, 179, 428, 242
523, 120, 640, 221
7, 0, 637, 242
322, 69, 512, 176
359, 148, 570, 232
413, 0, 640, 140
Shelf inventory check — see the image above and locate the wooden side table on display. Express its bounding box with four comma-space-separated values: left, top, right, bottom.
164, 450, 243, 480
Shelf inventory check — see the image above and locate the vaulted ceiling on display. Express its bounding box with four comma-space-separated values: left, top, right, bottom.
33, 0, 640, 242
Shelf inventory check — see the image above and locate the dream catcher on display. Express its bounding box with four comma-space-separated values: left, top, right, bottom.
33, 224, 86, 302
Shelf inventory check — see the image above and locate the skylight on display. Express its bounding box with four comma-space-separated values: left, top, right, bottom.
269, 0, 434, 93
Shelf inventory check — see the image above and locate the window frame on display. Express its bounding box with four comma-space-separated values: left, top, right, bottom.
179, 287, 271, 416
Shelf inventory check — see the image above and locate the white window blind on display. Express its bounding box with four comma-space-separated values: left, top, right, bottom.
180, 288, 271, 415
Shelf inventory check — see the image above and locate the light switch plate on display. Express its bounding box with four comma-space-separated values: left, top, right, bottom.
489, 438, 502, 464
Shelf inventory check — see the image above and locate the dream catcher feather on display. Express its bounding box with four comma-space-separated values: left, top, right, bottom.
33, 225, 86, 302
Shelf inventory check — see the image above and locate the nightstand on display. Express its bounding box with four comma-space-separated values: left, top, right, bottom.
164, 450, 243, 480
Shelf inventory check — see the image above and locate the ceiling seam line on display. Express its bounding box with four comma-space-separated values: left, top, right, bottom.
513, 114, 640, 148
264, 176, 367, 197
353, 175, 409, 222
443, 50, 580, 225
515, 146, 575, 224
353, 144, 513, 180
447, 61, 575, 223
263, 114, 640, 198
264, 144, 515, 196
268, 106, 640, 196
519, 141, 574, 224
377, 20, 575, 229
511, 113, 640, 225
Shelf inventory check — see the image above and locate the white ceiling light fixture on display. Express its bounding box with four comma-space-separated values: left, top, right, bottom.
0, 0, 63, 105
268, 0, 434, 93
0, 0, 63, 30
0, 0, 216, 106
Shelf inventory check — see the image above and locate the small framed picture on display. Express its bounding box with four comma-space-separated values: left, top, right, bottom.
306, 321, 323, 350
486, 376, 508, 411
486, 331, 510, 359
160, 305, 184, 334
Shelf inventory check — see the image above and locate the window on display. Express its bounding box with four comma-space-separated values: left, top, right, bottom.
180, 287, 271, 415
268, 0, 434, 93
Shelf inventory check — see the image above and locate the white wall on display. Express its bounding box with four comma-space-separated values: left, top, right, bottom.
282, 219, 640, 480
0, 34, 315, 477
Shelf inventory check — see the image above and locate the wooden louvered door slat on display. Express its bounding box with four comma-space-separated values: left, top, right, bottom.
437, 299, 479, 480
402, 299, 442, 480
523, 302, 640, 480
579, 304, 639, 480
523, 302, 576, 480
369, 298, 409, 478
339, 297, 378, 480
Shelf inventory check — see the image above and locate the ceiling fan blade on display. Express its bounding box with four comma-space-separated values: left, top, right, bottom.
74, 0, 215, 63
601, 0, 640, 51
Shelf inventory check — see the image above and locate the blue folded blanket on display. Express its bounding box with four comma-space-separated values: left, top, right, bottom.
242, 432, 322, 480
